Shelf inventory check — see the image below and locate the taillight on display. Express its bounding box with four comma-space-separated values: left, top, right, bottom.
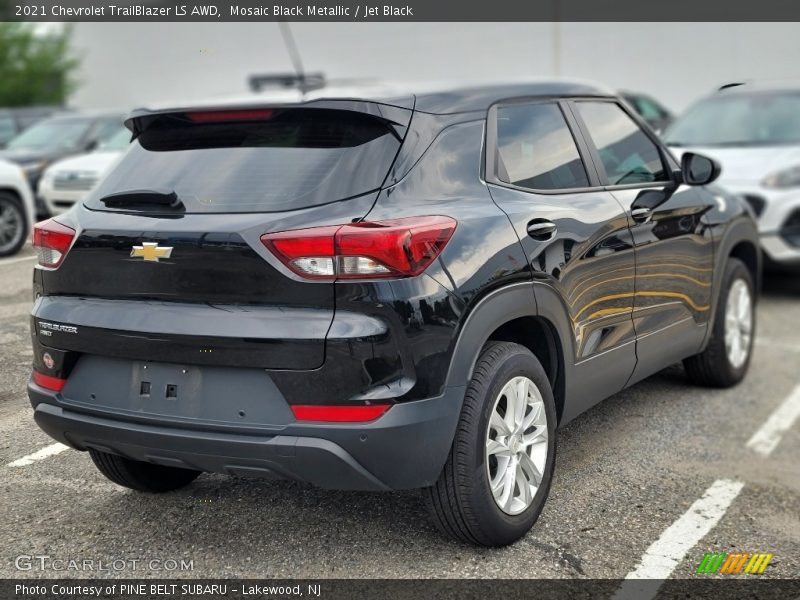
32, 219, 76, 268
261, 216, 456, 280
290, 404, 391, 422
32, 371, 67, 392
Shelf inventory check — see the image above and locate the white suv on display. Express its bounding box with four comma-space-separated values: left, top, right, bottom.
0, 158, 35, 257
666, 82, 800, 267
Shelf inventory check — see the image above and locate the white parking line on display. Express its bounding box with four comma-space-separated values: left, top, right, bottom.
0, 254, 36, 266
6, 443, 70, 467
746, 383, 800, 457
613, 479, 744, 600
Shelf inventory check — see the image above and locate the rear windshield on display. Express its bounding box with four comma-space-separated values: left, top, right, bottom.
84, 108, 402, 213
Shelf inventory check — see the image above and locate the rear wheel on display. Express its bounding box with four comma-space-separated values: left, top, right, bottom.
423, 341, 557, 546
0, 192, 27, 257
89, 449, 201, 492
684, 258, 755, 387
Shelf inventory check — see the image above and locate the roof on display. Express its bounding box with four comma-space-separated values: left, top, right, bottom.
127, 79, 615, 125
408, 80, 614, 113
716, 79, 800, 95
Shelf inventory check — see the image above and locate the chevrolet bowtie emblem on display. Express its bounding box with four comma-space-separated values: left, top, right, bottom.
130, 242, 173, 262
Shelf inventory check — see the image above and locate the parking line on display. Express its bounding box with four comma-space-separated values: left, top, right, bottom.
6, 443, 70, 467
0, 254, 36, 266
746, 383, 800, 457
613, 479, 744, 600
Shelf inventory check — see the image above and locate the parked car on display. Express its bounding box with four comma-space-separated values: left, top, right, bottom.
0, 106, 63, 149
0, 159, 35, 257
665, 82, 800, 268
0, 112, 124, 217
621, 91, 673, 133
39, 126, 131, 216
28, 82, 759, 546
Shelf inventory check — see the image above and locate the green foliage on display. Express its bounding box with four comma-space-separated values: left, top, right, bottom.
0, 23, 79, 107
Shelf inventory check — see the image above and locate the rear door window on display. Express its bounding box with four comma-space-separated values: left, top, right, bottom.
495, 102, 590, 190
575, 101, 668, 186
85, 108, 403, 213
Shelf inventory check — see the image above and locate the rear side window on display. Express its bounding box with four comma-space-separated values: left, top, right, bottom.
495, 103, 589, 191
85, 108, 402, 213
575, 102, 668, 186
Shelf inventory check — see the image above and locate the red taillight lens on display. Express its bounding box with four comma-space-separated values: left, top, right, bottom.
32, 371, 66, 392
186, 109, 276, 122
261, 216, 456, 280
32, 219, 76, 268
290, 404, 391, 422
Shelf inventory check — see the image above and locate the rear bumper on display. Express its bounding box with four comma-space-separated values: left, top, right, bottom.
29, 382, 465, 491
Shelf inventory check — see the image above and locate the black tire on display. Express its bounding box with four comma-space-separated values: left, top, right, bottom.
89, 449, 201, 492
423, 341, 557, 546
0, 191, 28, 257
684, 257, 755, 387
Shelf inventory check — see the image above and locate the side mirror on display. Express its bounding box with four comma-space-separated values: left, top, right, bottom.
681, 152, 721, 186
84, 139, 98, 152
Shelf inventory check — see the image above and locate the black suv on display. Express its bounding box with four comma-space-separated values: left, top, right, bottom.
28, 82, 759, 546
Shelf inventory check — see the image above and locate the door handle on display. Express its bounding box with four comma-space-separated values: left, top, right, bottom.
526, 219, 557, 240
630, 207, 652, 223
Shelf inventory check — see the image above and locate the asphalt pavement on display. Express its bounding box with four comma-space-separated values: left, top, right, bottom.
0, 245, 798, 583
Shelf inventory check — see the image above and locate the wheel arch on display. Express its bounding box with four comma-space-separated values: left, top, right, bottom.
0, 186, 25, 210
445, 282, 572, 424
702, 215, 762, 350
729, 239, 760, 296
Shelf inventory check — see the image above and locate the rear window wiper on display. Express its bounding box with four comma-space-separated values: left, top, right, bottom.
100, 189, 184, 210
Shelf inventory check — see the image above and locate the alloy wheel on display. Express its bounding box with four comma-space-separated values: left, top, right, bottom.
0, 197, 24, 254
724, 278, 753, 369
486, 375, 549, 515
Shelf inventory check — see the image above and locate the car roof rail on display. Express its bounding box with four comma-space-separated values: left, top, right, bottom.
718, 82, 746, 91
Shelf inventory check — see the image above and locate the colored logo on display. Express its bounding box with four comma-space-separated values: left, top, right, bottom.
130, 242, 173, 263
696, 551, 774, 575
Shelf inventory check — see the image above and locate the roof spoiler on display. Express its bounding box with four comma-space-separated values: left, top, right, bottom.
123, 99, 414, 138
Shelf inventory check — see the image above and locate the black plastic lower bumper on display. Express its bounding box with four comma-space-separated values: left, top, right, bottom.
29, 382, 466, 491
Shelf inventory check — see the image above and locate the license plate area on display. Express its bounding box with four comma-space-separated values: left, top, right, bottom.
60, 355, 294, 427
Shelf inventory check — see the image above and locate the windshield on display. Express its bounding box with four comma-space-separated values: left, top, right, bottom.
666, 91, 800, 146
84, 108, 403, 213
7, 118, 91, 151
97, 127, 131, 151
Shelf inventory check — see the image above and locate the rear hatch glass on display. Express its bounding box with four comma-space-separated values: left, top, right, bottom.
84, 108, 404, 214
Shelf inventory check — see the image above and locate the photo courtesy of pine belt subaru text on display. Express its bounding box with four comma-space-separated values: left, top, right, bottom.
28, 82, 760, 546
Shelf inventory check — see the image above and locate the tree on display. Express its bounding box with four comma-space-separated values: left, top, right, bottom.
0, 23, 79, 107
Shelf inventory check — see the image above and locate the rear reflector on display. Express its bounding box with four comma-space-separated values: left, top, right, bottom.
290, 404, 391, 422
32, 371, 66, 392
186, 109, 276, 122
261, 216, 456, 280
32, 219, 76, 268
